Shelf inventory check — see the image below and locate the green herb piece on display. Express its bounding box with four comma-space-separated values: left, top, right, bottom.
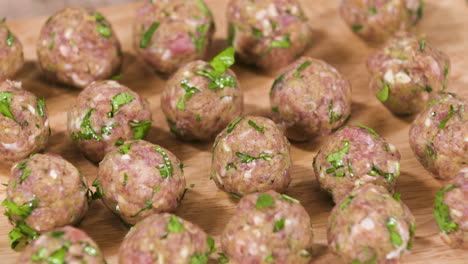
101, 123, 120, 135
270, 74, 285, 95
19, 169, 31, 184
300, 248, 313, 258
84, 245, 99, 256
347, 159, 354, 178
273, 218, 285, 232
229, 192, 243, 199
407, 222, 416, 249
2, 198, 40, 249
190, 183, 195, 188
443, 64, 449, 78
328, 100, 342, 124
123, 173, 128, 186
376, 83, 389, 102
236, 152, 272, 163
129, 120, 152, 140
31, 247, 47, 261
77, 108, 103, 141
265, 254, 275, 262
417, 0, 424, 20
177, 79, 200, 111
50, 231, 64, 238
252, 28, 262, 38
419, 40, 426, 52
115, 139, 124, 146
392, 193, 401, 202
434, 185, 459, 233
96, 23, 111, 39
226, 116, 244, 133
325, 141, 350, 177
131, 199, 153, 218
248, 120, 265, 133
2, 198, 39, 219
189, 253, 208, 264
386, 217, 403, 248
108, 92, 134, 118
352, 24, 363, 32
195, 46, 236, 89
217, 253, 229, 263
36, 98, 46, 118
271, 34, 291, 48
367, 164, 396, 183
111, 74, 123, 80
356, 122, 379, 137
167, 215, 185, 233
196, 0, 212, 16
140, 22, 160, 49
227, 23, 235, 44
272, 107, 279, 113
0, 91, 15, 121
6, 30, 14, 46
368, 6, 377, 14
119, 142, 132, 154
256, 193, 274, 209
226, 163, 237, 170
167, 118, 180, 136
278, 194, 300, 203
154, 146, 173, 179
8, 221, 39, 249
190, 25, 210, 53
425, 142, 436, 159
91, 179, 104, 200
339, 195, 355, 210
420, 85, 432, 92
438, 105, 456, 129
270, 20, 277, 30
48, 31, 55, 50
46, 246, 66, 264
293, 61, 312, 78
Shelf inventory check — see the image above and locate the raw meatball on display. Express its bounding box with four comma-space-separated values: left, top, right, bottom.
227, 0, 312, 71
3, 153, 89, 248
68, 80, 152, 163
340, 0, 424, 42
328, 184, 415, 263
313, 125, 401, 202
434, 171, 468, 249
0, 80, 49, 164
408, 93, 467, 180
161, 47, 243, 141
119, 213, 212, 264
37, 7, 122, 89
97, 140, 186, 225
0, 20, 24, 81
221, 191, 313, 264
270, 57, 352, 141
134, 0, 215, 74
367, 32, 450, 115
211, 116, 291, 196
17, 226, 105, 264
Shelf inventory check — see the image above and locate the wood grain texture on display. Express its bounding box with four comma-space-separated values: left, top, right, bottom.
1, 0, 467, 263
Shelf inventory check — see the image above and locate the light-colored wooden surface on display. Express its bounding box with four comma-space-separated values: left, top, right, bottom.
1, 0, 468, 263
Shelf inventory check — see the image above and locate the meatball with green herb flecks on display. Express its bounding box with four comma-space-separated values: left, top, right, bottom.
328, 184, 415, 264
0, 80, 49, 164
0, 20, 24, 82
119, 213, 214, 264
409, 93, 467, 180
340, 0, 424, 42
17, 226, 105, 264
434, 171, 468, 249
68, 80, 152, 163
270, 57, 352, 141
161, 46, 243, 141
227, 0, 312, 71
2, 153, 89, 249
367, 32, 450, 115
221, 191, 313, 264
211, 116, 291, 196
96, 140, 186, 225
37, 7, 122, 89
313, 125, 401, 203
134, 0, 215, 74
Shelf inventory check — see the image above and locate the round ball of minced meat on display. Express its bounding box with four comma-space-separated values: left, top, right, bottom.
367, 32, 450, 115
434, 171, 468, 249
313, 125, 401, 203
328, 184, 415, 264
0, 80, 49, 164
409, 93, 467, 180
119, 213, 212, 264
161, 60, 243, 141
211, 116, 292, 196
340, 0, 424, 42
221, 191, 313, 263
134, 0, 215, 74
270, 57, 352, 141
0, 20, 24, 81
227, 0, 312, 71
68, 80, 152, 163
37, 7, 122, 89
97, 140, 186, 225
18, 226, 106, 264
4, 154, 89, 245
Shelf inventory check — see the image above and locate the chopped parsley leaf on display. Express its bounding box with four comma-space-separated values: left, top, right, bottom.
434, 185, 459, 233
376, 83, 389, 102
247, 120, 265, 133
226, 116, 244, 133
293, 61, 312, 78
108, 92, 134, 118
256, 193, 274, 209
167, 215, 185, 232
0, 91, 15, 121
140, 22, 160, 49
154, 146, 173, 179
129, 120, 152, 139
386, 217, 403, 248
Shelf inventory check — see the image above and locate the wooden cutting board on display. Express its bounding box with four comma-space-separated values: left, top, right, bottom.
1, 0, 467, 263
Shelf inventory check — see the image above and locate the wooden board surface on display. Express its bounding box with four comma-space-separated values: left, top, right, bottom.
1, 0, 468, 263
